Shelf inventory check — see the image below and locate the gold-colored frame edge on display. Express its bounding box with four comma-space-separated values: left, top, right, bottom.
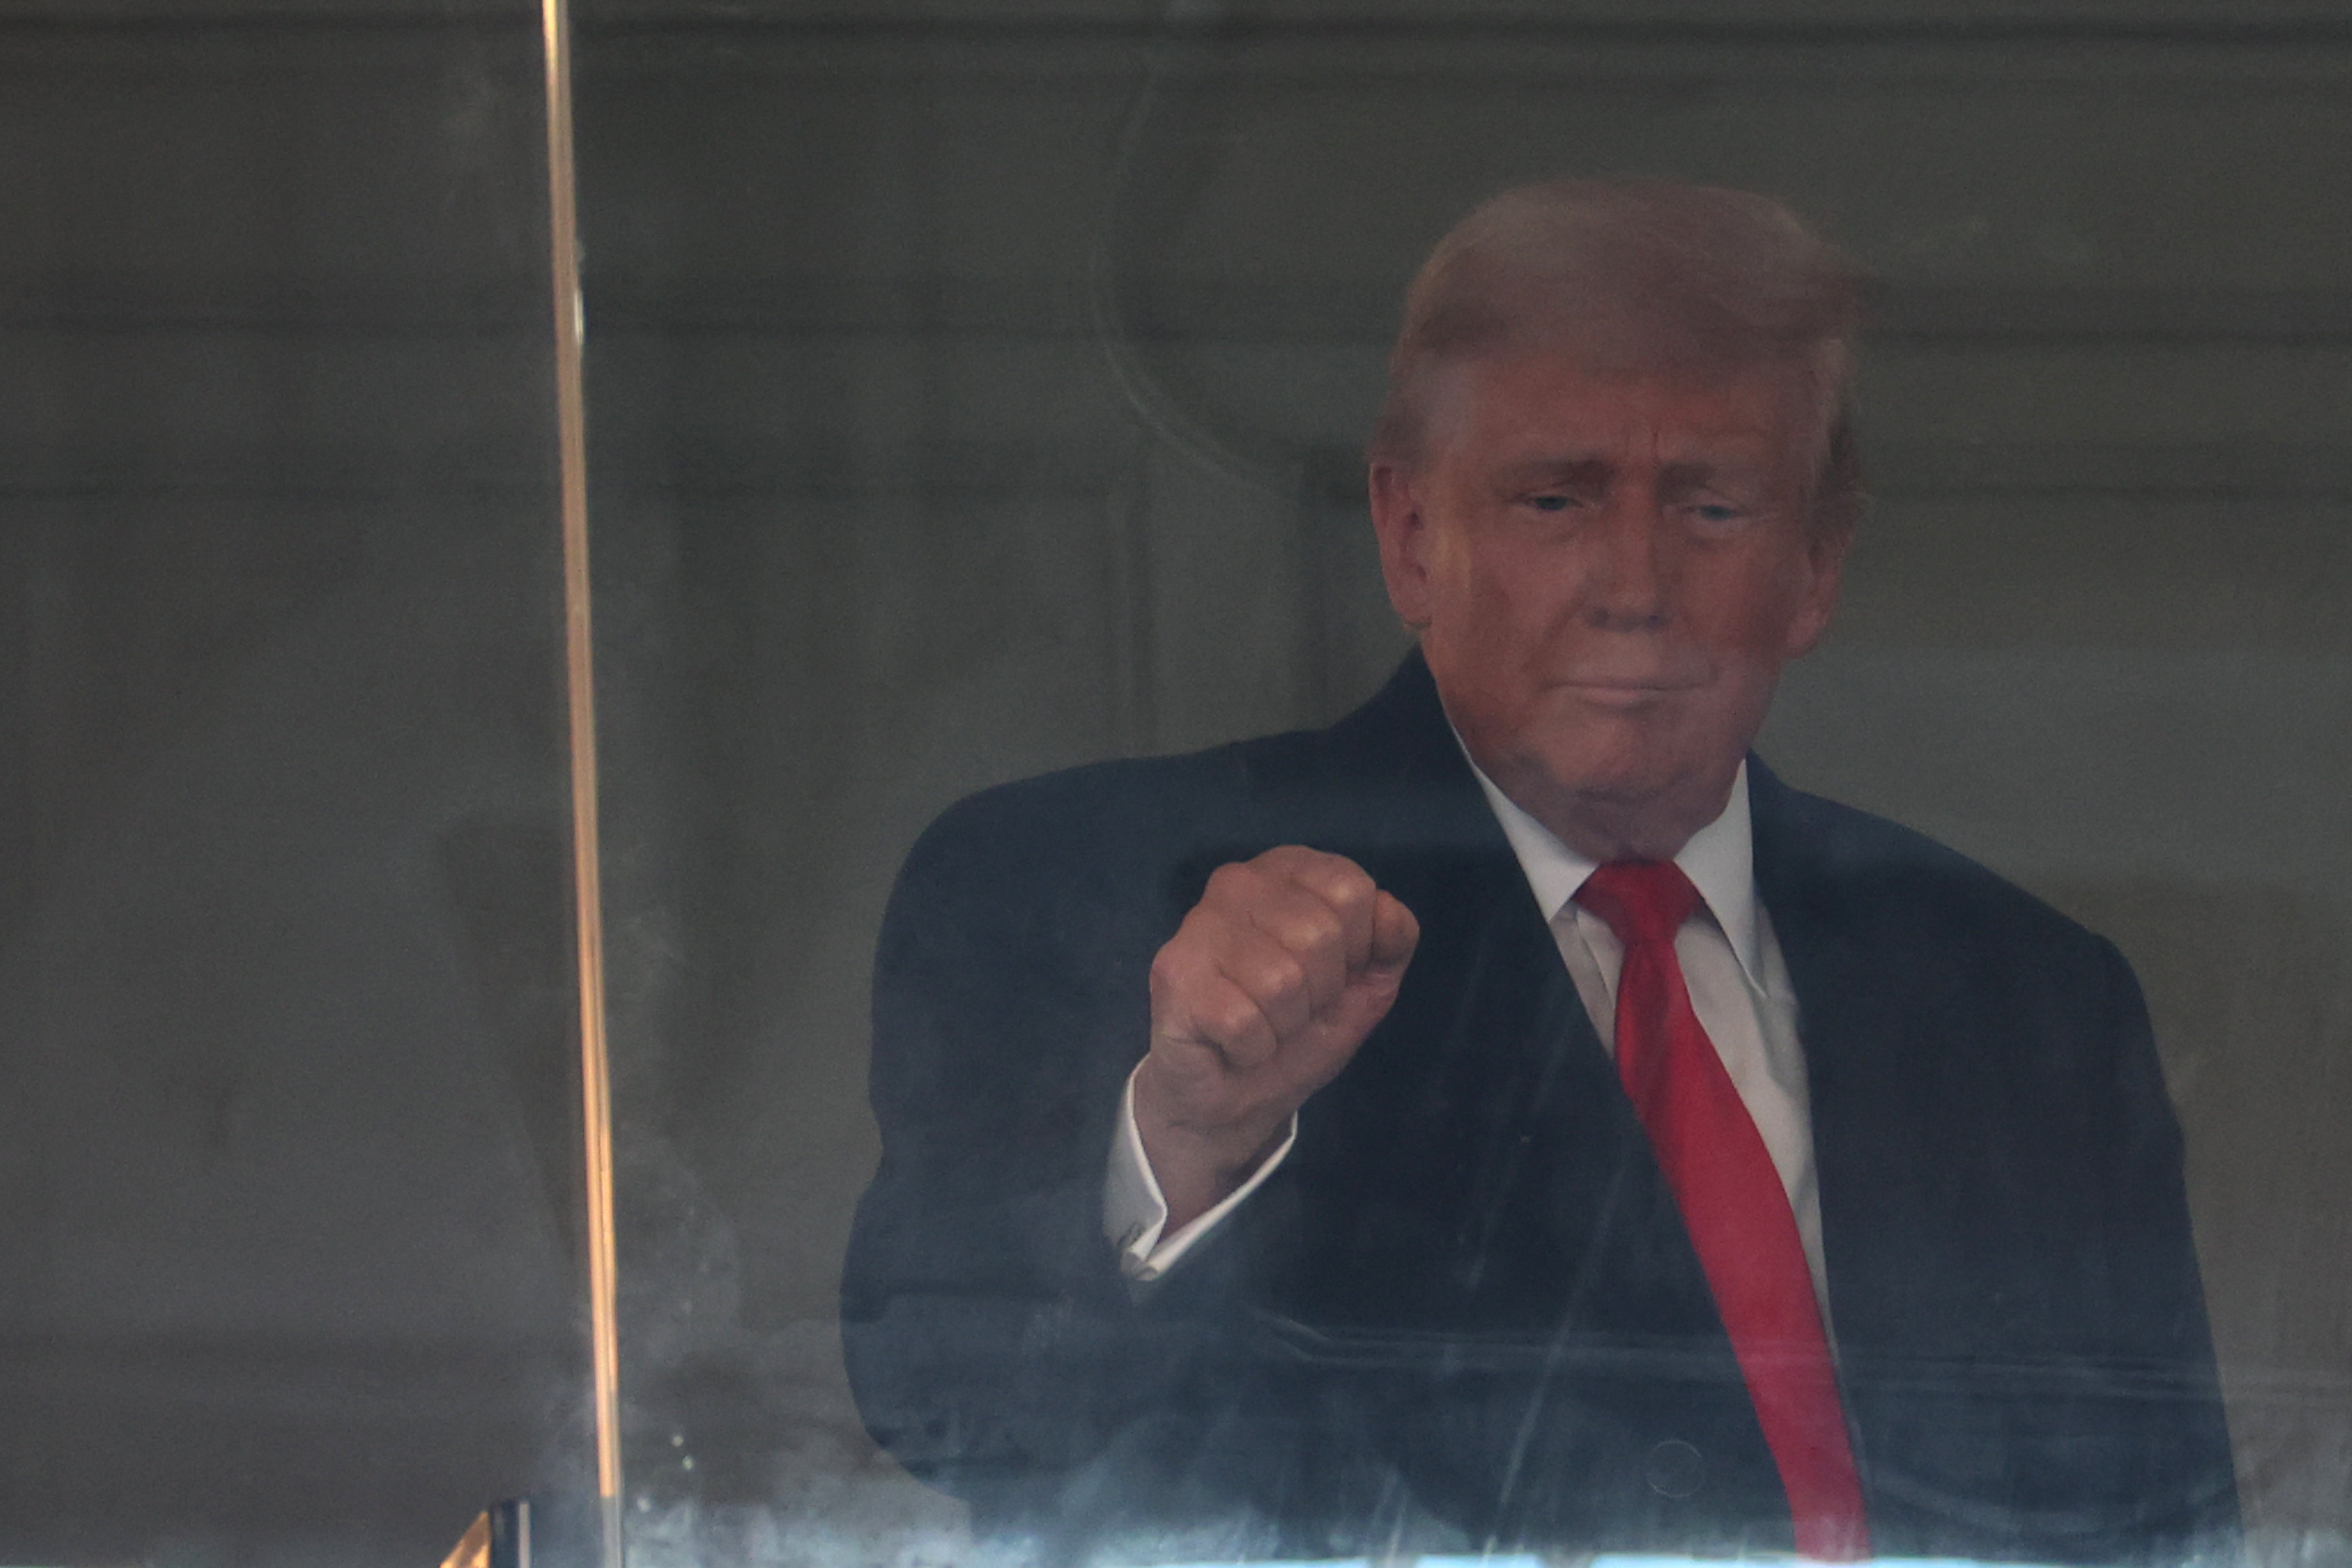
541, 0, 626, 1562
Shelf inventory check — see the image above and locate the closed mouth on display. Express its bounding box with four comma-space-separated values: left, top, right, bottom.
1559, 679, 1702, 705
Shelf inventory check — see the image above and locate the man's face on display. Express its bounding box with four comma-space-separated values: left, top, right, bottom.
1369, 349, 1847, 860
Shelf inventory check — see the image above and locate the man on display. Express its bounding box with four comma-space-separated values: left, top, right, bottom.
843, 181, 2239, 1563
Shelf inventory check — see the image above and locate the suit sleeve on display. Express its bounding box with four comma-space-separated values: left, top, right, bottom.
838, 788, 1299, 1542
1939, 926, 2245, 1561
2084, 935, 2242, 1555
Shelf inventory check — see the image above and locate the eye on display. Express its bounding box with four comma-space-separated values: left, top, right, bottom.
1684, 501, 1751, 532
1524, 492, 1578, 514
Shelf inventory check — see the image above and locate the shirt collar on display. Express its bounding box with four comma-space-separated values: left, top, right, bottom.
1459, 742, 1766, 989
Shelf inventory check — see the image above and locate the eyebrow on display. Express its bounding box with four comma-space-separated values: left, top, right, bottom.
1500, 456, 1768, 490
1658, 460, 1768, 494
1498, 456, 1611, 486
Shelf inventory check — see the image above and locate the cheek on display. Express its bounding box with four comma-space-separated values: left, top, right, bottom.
1430, 524, 1564, 632
1423, 510, 1495, 594
1713, 551, 1819, 658
1421, 536, 1554, 716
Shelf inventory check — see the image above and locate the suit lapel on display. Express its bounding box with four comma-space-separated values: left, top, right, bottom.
1751, 756, 1870, 1285
1749, 757, 1933, 1338
1263, 655, 1729, 1347
1749, 757, 1960, 1515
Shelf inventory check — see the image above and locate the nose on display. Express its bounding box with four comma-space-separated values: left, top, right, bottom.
1583, 494, 1672, 632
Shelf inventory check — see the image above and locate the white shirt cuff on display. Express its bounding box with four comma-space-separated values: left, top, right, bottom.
1103, 1065, 1298, 1285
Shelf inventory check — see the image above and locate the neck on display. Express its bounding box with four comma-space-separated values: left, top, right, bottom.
1495, 766, 1739, 866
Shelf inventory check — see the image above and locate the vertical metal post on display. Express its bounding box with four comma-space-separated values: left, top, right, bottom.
539, 1, 625, 1563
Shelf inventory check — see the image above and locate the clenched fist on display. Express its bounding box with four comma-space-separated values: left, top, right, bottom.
1133, 845, 1419, 1232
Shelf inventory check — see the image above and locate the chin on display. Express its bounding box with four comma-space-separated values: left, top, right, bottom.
1573, 768, 1688, 818
1530, 711, 1684, 792
1523, 742, 1682, 813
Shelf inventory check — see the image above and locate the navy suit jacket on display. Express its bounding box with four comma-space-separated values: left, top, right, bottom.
843, 651, 2238, 1562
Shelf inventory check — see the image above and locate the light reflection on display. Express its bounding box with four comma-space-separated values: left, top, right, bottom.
614, 1512, 2338, 1568
1139, 1560, 2055, 1568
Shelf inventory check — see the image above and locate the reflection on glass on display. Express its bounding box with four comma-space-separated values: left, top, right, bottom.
574, 6, 2352, 1565
0, 2, 593, 1559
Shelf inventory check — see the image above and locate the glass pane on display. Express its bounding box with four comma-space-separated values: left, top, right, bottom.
574, 5, 2352, 1562
0, 5, 590, 1561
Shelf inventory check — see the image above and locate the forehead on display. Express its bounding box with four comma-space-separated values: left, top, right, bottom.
1425, 348, 1813, 468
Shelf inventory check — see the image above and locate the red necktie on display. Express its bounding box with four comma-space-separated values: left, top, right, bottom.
1575, 861, 1869, 1560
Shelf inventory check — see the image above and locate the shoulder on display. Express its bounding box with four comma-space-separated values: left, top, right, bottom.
1750, 760, 2139, 1031
895, 654, 1454, 915
897, 735, 1290, 893
1757, 762, 2109, 944
880, 724, 1346, 969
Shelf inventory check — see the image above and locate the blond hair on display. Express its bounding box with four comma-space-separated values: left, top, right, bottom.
1369, 179, 1869, 536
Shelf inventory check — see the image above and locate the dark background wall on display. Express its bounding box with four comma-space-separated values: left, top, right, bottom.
0, 6, 590, 1562
573, 3, 2352, 1563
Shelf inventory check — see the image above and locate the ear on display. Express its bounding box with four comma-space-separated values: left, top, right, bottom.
1782, 522, 1851, 660
1368, 461, 1436, 630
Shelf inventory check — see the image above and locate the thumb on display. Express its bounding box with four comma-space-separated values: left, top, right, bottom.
1367, 890, 1419, 973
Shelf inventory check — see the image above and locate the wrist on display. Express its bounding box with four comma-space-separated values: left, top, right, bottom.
1142, 1127, 1282, 1236
1131, 1063, 1290, 1230
1132, 1061, 1285, 1172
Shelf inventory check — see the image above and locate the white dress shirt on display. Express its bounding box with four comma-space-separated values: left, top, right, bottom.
1105, 759, 1829, 1315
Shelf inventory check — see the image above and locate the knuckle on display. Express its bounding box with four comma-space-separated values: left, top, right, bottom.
1149, 938, 1201, 992
1304, 855, 1374, 906
1203, 991, 1264, 1045
1281, 907, 1344, 957
1200, 861, 1264, 911
1250, 950, 1308, 1002
1205, 860, 1251, 893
